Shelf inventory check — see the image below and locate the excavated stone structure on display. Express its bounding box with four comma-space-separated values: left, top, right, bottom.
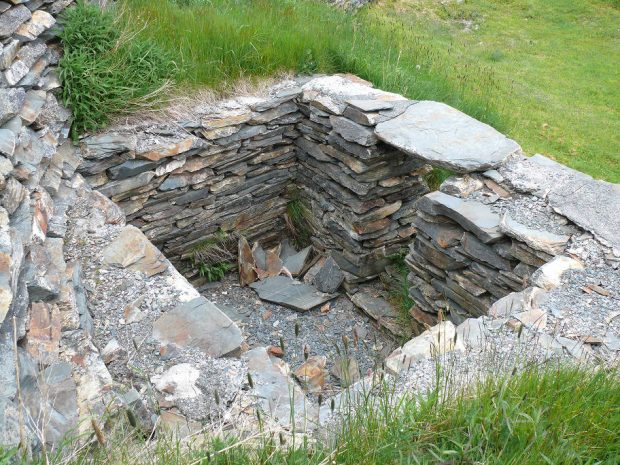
0, 0, 618, 455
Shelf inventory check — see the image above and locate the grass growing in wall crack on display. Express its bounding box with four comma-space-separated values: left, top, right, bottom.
58, 1, 176, 138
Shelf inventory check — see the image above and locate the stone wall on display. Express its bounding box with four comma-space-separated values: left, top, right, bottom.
0, 0, 84, 451
0, 0, 618, 453
80, 76, 432, 280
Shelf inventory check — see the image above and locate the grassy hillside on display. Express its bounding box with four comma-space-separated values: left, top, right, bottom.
370, 0, 620, 181
61, 0, 619, 181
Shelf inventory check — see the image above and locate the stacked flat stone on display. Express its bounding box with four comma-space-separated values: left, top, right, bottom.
81, 76, 434, 281
79, 87, 303, 276
295, 76, 429, 280
0, 0, 90, 451
404, 176, 572, 326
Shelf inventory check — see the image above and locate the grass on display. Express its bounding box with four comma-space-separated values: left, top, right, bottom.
372, 0, 620, 182
60, 0, 619, 182
5, 365, 619, 464
285, 196, 313, 249
57, 1, 177, 137
189, 229, 237, 282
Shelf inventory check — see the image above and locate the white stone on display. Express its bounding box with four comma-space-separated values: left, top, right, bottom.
385, 321, 462, 374
151, 363, 200, 401
531, 255, 583, 290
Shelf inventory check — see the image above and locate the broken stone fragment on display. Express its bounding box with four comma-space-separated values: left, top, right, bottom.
350, 289, 410, 338
101, 225, 168, 277
26, 238, 65, 301
24, 301, 61, 365
488, 286, 546, 318
499, 213, 569, 256
385, 321, 461, 375
101, 338, 126, 365
250, 276, 336, 312
0, 5, 31, 39
282, 245, 311, 276
151, 363, 201, 401
238, 236, 257, 286
313, 256, 343, 293
294, 356, 327, 393
417, 191, 503, 243
244, 347, 313, 429
152, 296, 243, 357
14, 10, 56, 41
531, 255, 583, 290
331, 356, 360, 387
0, 87, 25, 125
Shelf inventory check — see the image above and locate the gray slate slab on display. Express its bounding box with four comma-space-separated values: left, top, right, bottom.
375, 101, 520, 173
502, 155, 620, 250
417, 191, 504, 243
314, 256, 344, 293
249, 276, 336, 312
152, 296, 243, 357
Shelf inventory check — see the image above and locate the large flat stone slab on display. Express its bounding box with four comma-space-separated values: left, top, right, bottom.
249, 276, 336, 312
375, 101, 520, 173
152, 297, 243, 357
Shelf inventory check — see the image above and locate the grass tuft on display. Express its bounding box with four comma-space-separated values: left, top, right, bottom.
58, 1, 176, 138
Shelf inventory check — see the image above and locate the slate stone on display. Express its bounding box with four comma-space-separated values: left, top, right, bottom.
249, 276, 336, 312
245, 347, 313, 429
349, 289, 410, 337
375, 101, 520, 172
102, 225, 168, 277
152, 296, 243, 357
502, 154, 620, 250
459, 232, 512, 271
97, 171, 155, 199
417, 191, 503, 243
0, 5, 31, 38
22, 362, 78, 446
81, 133, 137, 159
0, 128, 15, 157
412, 215, 463, 248
0, 87, 25, 125
329, 115, 377, 146
107, 159, 157, 180
26, 238, 65, 301
313, 256, 343, 293
499, 213, 569, 256
283, 246, 311, 276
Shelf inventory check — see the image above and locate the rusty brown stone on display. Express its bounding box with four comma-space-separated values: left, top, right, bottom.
25, 302, 61, 364
238, 236, 257, 286
137, 138, 196, 161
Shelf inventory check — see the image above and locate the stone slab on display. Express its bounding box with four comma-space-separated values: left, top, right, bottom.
152, 296, 243, 357
375, 101, 520, 173
417, 191, 503, 243
249, 276, 336, 312
502, 154, 620, 250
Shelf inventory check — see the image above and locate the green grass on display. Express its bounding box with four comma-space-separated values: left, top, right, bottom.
58, 1, 177, 137
373, 0, 620, 182
59, 0, 619, 182
6, 365, 619, 464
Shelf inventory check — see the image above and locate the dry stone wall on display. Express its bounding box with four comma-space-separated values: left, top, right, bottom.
81, 76, 434, 281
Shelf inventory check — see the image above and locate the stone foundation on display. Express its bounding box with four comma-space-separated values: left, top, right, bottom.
0, 0, 618, 454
